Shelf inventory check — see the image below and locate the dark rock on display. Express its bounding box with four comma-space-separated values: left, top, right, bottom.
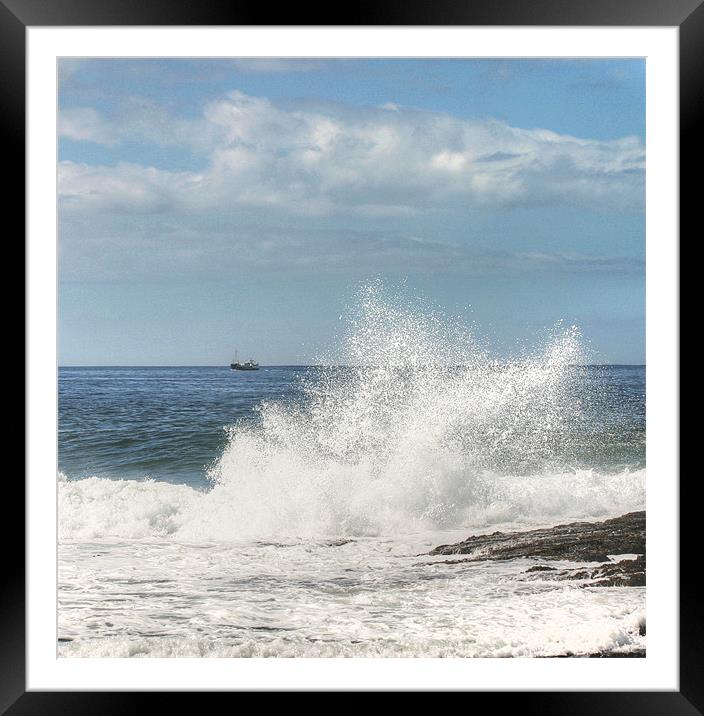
531, 555, 646, 588
588, 649, 645, 658
524, 565, 557, 573
429, 511, 645, 564
549, 649, 645, 658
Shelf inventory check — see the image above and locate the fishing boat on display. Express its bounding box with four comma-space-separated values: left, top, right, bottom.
230, 351, 259, 371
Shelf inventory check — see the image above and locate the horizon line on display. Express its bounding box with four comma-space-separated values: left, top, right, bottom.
58, 363, 646, 368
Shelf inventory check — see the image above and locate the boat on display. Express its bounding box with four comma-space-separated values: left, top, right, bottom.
230, 351, 259, 371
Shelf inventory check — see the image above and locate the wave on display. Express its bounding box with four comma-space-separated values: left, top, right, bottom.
59, 283, 645, 541
58, 468, 645, 541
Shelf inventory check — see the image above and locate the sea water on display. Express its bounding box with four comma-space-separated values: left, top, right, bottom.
58, 286, 645, 657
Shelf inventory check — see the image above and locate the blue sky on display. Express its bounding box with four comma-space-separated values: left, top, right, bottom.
58, 59, 645, 365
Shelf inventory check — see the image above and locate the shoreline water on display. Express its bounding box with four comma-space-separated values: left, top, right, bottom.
58, 509, 646, 658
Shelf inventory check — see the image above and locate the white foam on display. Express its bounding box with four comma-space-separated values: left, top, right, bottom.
58, 467, 645, 541
58, 477, 198, 540
57, 535, 646, 657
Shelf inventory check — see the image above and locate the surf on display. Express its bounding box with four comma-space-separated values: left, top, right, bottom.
58, 282, 646, 541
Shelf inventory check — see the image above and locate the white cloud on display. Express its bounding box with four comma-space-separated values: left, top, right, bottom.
59, 107, 118, 145
59, 90, 644, 216
59, 161, 200, 214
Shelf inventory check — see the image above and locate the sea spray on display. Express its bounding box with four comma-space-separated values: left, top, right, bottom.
59, 283, 645, 541
192, 283, 638, 538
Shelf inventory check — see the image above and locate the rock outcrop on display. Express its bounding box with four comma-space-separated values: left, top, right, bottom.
430, 511, 645, 563
428, 511, 645, 587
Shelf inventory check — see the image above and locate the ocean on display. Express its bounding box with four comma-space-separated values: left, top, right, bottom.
57, 296, 645, 657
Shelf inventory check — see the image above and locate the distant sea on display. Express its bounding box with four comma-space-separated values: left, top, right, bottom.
59, 364, 644, 489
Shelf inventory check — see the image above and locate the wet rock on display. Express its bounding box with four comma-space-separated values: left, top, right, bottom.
549, 649, 645, 658
561, 555, 645, 587
588, 649, 645, 658
524, 555, 646, 587
429, 511, 645, 564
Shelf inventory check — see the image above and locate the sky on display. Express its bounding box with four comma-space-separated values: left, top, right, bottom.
58, 58, 645, 365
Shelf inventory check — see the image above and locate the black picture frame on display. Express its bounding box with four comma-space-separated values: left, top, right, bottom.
6, 0, 689, 708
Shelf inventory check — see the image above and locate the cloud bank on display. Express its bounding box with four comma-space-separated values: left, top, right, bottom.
59, 91, 644, 218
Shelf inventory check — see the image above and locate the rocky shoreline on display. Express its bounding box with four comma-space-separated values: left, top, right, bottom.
428, 510, 645, 587
427, 511, 646, 656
